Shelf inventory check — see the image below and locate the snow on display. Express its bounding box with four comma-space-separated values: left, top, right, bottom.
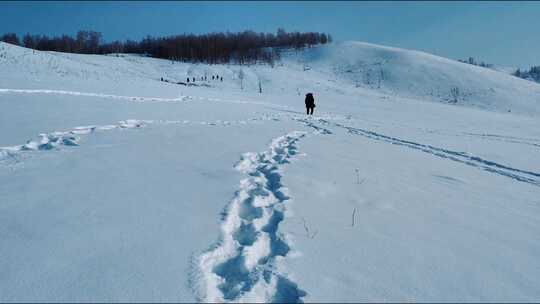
1, 40, 540, 302
282, 125, 540, 301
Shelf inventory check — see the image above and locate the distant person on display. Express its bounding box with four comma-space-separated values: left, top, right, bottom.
220, 76, 223, 82
212, 75, 215, 80
187, 77, 190, 83
305, 93, 315, 115
192, 77, 195, 82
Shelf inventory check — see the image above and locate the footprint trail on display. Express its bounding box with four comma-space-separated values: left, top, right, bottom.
0, 114, 284, 166
0, 119, 144, 164
194, 131, 308, 303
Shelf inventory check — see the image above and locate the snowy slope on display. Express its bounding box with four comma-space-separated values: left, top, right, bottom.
290, 41, 540, 115
3, 41, 540, 116
1, 41, 540, 302
490, 64, 518, 75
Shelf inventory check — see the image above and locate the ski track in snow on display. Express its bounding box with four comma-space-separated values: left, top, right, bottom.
193, 131, 309, 303
463, 132, 540, 149
292, 117, 333, 135
0, 88, 290, 109
0, 115, 283, 166
309, 118, 540, 187
0, 88, 189, 103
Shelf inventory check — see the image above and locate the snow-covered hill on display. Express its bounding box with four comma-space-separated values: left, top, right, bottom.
2, 41, 540, 115
1, 41, 540, 302
289, 41, 540, 115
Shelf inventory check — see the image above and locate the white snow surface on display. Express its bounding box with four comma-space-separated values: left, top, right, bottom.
1, 41, 540, 302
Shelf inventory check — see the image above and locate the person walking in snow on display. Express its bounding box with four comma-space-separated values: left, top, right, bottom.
305, 93, 315, 115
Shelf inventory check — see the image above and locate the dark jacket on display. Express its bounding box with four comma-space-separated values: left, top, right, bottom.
305, 93, 315, 107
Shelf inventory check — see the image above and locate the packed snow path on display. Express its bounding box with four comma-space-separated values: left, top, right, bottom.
0, 88, 188, 102
194, 131, 307, 303
0, 88, 290, 108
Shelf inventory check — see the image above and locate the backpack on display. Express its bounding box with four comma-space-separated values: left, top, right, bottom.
305, 93, 315, 106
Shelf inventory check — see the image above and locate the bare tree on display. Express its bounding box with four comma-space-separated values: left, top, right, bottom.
450, 87, 460, 103
238, 68, 245, 90
5, 29, 332, 64
22, 33, 36, 49
0, 33, 20, 45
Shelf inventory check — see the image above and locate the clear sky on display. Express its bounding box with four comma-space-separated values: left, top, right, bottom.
1, 1, 539, 68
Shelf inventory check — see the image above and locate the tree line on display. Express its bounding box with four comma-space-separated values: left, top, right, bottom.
458, 57, 493, 68
457, 56, 540, 84
0, 29, 332, 64
514, 66, 540, 83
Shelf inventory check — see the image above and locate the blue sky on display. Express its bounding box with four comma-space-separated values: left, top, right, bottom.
1, 1, 539, 68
